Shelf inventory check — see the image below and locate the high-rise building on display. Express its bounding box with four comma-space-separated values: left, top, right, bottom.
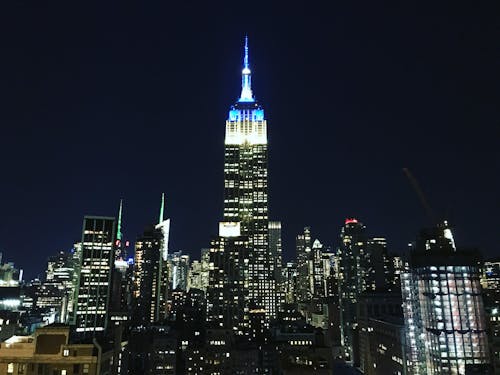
402, 223, 490, 375
189, 248, 210, 292
133, 225, 163, 325
74, 216, 116, 336
133, 194, 171, 325
336, 218, 395, 362
36, 251, 75, 323
269, 221, 284, 310
365, 237, 394, 291
68, 242, 82, 323
295, 227, 312, 303
221, 37, 275, 320
282, 262, 297, 304
481, 259, 500, 373
207, 223, 250, 335
337, 218, 367, 361
315, 244, 337, 301
168, 251, 190, 292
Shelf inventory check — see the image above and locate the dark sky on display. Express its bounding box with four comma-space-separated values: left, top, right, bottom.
1, 2, 498, 279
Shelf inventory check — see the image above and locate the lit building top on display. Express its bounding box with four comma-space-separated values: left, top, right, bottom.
226, 37, 266, 145
239, 35, 253, 103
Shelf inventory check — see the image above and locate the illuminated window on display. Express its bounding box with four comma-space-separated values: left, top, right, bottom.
7, 363, 14, 374
63, 349, 69, 356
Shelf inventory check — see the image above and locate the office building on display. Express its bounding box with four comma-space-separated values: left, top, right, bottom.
189, 249, 210, 292
206, 222, 250, 335
74, 216, 115, 336
222, 37, 276, 320
336, 218, 367, 361
36, 251, 74, 323
269, 221, 284, 310
168, 251, 190, 292
133, 195, 171, 325
295, 227, 312, 303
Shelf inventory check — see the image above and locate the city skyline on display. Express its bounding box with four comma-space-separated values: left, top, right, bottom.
1, 2, 499, 279
0, 4, 498, 373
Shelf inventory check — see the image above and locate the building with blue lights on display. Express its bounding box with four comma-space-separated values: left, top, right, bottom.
208, 37, 277, 331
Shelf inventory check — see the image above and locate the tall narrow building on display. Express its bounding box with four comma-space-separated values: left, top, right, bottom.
295, 226, 312, 303
133, 194, 171, 325
337, 218, 367, 361
75, 216, 116, 336
222, 37, 275, 319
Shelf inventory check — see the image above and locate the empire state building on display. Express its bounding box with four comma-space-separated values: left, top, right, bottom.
218, 37, 276, 321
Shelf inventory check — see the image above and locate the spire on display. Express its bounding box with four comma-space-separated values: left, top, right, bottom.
159, 193, 165, 225
244, 35, 249, 70
117, 199, 123, 240
239, 35, 254, 102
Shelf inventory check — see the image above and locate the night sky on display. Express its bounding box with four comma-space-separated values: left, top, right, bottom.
1, 2, 498, 279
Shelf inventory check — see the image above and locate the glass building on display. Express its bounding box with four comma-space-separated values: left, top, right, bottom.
403, 223, 490, 374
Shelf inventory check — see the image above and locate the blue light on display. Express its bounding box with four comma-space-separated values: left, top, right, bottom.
238, 96, 255, 103
127, 258, 134, 265
229, 109, 239, 121
228, 108, 265, 121
254, 109, 264, 121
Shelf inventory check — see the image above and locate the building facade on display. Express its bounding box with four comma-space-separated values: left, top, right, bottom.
402, 223, 490, 375
74, 216, 115, 336
221, 37, 276, 320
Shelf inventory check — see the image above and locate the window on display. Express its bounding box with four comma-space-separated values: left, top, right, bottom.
61, 371, 67, 375
7, 363, 14, 374
63, 349, 69, 357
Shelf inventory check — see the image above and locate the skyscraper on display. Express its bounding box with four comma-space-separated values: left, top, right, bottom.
36, 250, 74, 323
222, 37, 275, 319
75, 216, 116, 336
133, 194, 171, 325
207, 225, 250, 333
295, 226, 312, 303
189, 248, 210, 292
168, 251, 190, 291
402, 222, 490, 374
337, 218, 367, 360
269, 221, 284, 310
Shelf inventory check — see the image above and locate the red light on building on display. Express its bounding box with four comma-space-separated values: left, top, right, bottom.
115, 240, 121, 246
345, 218, 358, 225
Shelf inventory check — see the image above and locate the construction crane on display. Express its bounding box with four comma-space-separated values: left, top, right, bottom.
403, 168, 436, 225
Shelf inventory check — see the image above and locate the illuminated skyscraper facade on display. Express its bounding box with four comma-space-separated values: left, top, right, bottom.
75, 216, 115, 336
222, 37, 275, 319
403, 223, 490, 375
295, 227, 312, 303
207, 224, 250, 334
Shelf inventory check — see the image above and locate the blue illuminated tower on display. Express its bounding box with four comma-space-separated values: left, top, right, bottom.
222, 37, 276, 320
